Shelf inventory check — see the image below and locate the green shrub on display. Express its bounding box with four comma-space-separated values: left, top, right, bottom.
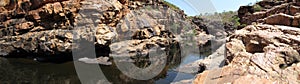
197, 11, 241, 27
253, 4, 263, 12
162, 0, 181, 11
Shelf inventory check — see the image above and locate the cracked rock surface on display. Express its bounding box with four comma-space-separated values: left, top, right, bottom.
194, 24, 300, 84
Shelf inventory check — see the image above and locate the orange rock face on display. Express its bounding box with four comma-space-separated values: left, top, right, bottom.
0, 0, 208, 62
238, 0, 300, 27
194, 24, 300, 84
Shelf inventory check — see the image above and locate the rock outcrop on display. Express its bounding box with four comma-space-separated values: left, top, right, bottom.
238, 0, 300, 27
0, 0, 210, 64
0, 0, 81, 57
109, 3, 209, 58
194, 24, 300, 84
194, 0, 300, 83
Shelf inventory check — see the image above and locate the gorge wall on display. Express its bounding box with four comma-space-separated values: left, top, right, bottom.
0, 0, 209, 61
194, 0, 300, 84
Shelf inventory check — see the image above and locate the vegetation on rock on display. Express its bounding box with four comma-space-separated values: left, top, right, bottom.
162, 0, 181, 11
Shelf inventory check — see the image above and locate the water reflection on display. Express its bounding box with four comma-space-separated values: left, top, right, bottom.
0, 43, 210, 84
0, 58, 80, 84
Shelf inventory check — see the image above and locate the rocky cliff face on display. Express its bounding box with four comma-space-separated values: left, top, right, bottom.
0, 0, 81, 57
0, 0, 208, 62
194, 0, 300, 84
238, 0, 300, 27
194, 24, 300, 84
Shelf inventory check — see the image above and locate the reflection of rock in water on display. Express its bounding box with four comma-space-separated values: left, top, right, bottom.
0, 39, 183, 84
102, 43, 181, 84
0, 58, 80, 84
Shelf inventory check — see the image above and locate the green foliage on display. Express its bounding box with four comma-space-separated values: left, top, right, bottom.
195, 11, 241, 28
162, 0, 181, 11
240, 24, 248, 28
230, 15, 241, 27
186, 16, 194, 19
246, 0, 264, 12
253, 4, 263, 12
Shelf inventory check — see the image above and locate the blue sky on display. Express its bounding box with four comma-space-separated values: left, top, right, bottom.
165, 0, 260, 16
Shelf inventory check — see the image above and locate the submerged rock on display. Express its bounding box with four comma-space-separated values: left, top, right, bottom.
175, 44, 225, 74
78, 57, 112, 65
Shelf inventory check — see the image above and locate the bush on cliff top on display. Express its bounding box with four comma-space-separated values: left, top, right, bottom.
194, 11, 240, 28
162, 0, 181, 11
